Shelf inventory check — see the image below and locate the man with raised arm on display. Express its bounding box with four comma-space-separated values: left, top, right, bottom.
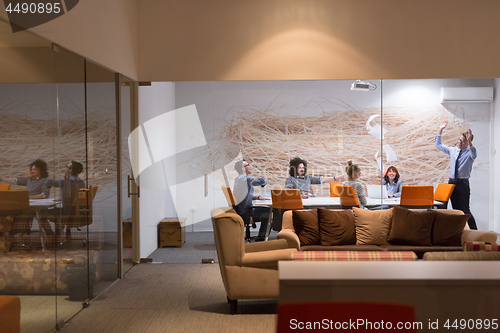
435, 120, 477, 229
233, 160, 270, 242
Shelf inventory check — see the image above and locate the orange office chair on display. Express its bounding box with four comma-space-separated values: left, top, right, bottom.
271, 189, 303, 231
222, 185, 254, 241
0, 184, 10, 191
337, 185, 360, 209
433, 183, 455, 209
400, 185, 434, 209
62, 186, 98, 247
329, 182, 342, 197
277, 302, 417, 333
221, 185, 268, 242
221, 185, 237, 207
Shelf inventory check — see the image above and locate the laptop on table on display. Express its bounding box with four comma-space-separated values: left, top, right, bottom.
366, 184, 389, 199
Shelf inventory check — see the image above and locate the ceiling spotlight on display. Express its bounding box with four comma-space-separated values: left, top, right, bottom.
351, 80, 377, 91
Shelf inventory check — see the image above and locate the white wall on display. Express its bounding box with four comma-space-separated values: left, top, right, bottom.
138, 82, 176, 258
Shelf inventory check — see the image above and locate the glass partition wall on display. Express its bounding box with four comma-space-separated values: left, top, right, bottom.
145, 78, 494, 266
0, 19, 123, 332
142, 80, 385, 264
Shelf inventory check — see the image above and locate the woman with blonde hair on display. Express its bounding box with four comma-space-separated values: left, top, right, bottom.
342, 160, 367, 208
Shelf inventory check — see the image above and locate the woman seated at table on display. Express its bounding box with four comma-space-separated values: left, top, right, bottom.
0, 159, 52, 238
382, 166, 403, 198
0, 159, 50, 199
342, 160, 367, 208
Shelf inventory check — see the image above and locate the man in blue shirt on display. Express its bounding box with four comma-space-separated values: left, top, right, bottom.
45, 161, 86, 215
435, 120, 477, 229
233, 160, 270, 241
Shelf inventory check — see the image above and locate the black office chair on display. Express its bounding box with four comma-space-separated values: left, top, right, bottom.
221, 185, 263, 242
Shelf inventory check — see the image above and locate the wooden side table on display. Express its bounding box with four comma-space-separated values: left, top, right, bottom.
158, 217, 187, 248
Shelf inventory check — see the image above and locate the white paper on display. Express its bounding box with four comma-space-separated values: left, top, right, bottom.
383, 144, 398, 163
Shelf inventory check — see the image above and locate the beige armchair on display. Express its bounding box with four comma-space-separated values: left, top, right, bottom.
211, 207, 297, 314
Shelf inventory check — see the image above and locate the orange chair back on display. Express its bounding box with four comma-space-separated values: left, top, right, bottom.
277, 302, 417, 333
0, 190, 29, 211
434, 183, 455, 202
337, 185, 359, 207
400, 185, 434, 206
329, 182, 342, 197
221, 185, 237, 207
0, 184, 10, 191
271, 189, 303, 210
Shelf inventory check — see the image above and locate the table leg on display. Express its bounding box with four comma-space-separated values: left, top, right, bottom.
34, 210, 45, 251
264, 206, 273, 241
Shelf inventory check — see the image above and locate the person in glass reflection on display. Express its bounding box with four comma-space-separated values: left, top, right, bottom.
0, 159, 52, 237
45, 161, 86, 215
435, 120, 477, 229
382, 166, 403, 198
0, 159, 50, 199
285, 157, 346, 199
233, 159, 270, 242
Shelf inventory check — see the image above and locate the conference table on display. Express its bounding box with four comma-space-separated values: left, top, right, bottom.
254, 196, 443, 209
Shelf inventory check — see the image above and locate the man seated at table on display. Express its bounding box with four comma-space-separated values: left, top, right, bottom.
233, 159, 270, 242
44, 161, 86, 215
44, 161, 86, 243
285, 157, 345, 199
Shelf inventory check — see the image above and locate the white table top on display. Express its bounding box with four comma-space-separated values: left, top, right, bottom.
279, 261, 500, 280
254, 196, 442, 208
29, 198, 59, 208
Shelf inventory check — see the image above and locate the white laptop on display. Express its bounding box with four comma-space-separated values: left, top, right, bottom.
366, 184, 389, 199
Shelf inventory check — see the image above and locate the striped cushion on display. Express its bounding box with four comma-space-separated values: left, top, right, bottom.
290, 251, 417, 261
463, 241, 500, 252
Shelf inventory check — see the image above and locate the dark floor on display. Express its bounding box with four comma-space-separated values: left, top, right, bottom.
147, 230, 279, 263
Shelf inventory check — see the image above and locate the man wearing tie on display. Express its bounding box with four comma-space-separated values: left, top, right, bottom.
435, 120, 477, 229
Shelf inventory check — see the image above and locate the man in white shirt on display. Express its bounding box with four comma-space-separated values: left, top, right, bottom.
435, 120, 477, 229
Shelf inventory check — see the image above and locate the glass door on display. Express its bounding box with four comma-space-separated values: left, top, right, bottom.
52, 46, 88, 328
119, 76, 139, 272
84, 60, 119, 296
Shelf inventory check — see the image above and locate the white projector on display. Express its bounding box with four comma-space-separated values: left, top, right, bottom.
351, 80, 376, 91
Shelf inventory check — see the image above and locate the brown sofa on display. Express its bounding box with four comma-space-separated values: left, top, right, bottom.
277, 207, 497, 259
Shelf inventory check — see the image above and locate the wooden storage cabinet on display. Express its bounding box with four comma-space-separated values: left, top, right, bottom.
158, 218, 187, 248
123, 218, 132, 248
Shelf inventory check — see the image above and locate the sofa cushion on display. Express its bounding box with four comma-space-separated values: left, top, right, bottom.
301, 244, 382, 252
352, 207, 393, 245
317, 208, 356, 246
387, 206, 434, 246
432, 211, 469, 246
291, 251, 417, 261
292, 209, 320, 246
463, 241, 500, 252
380, 245, 463, 259
423, 251, 500, 261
